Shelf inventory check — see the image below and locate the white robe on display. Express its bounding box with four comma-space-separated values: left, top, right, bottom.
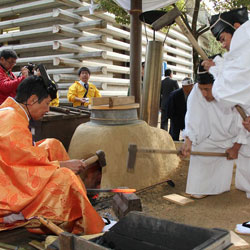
183, 84, 250, 195
210, 20, 250, 110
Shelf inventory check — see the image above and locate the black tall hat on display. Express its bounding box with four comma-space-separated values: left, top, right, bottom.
197, 62, 214, 85
210, 7, 249, 40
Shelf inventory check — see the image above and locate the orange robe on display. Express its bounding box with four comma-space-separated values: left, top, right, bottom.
0, 97, 104, 234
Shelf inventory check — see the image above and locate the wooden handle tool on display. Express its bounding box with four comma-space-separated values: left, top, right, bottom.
37, 216, 64, 235
137, 148, 227, 157
127, 144, 227, 171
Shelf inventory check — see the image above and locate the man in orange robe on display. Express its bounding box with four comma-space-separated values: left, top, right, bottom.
0, 75, 104, 234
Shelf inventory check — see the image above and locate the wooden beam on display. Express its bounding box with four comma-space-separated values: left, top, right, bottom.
0, 0, 59, 18
0, 12, 54, 29
76, 60, 130, 74
0, 9, 82, 30
53, 25, 82, 37
91, 96, 135, 107
105, 51, 130, 62
53, 74, 81, 82
56, 0, 83, 7
57, 83, 73, 90
0, 27, 53, 42
53, 58, 108, 74
0, 39, 108, 55
52, 8, 82, 22
89, 76, 130, 84
16, 55, 55, 65
163, 53, 192, 66
73, 51, 107, 60
15, 53, 130, 74
53, 74, 130, 84
0, 0, 20, 5
74, 4, 103, 16
47, 68, 78, 75
73, 35, 107, 45
97, 24, 130, 40
91, 97, 110, 106
56, 35, 107, 45
53, 41, 83, 53
0, 41, 54, 53
16, 52, 108, 65
53, 41, 110, 56
75, 20, 107, 31
109, 96, 135, 107
0, 28, 104, 44
53, 57, 82, 67
105, 37, 130, 51
58, 81, 102, 91
167, 65, 193, 74
53, 40, 129, 62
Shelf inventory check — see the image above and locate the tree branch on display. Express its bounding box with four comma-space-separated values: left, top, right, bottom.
197, 27, 210, 37
180, 12, 192, 32
197, 24, 208, 33
191, 0, 200, 35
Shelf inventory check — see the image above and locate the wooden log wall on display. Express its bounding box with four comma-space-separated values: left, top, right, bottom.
0, 0, 193, 105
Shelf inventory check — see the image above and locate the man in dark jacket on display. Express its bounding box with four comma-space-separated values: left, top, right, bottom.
160, 69, 179, 130
167, 77, 193, 141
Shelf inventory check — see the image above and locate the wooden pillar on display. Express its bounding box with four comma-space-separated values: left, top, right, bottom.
130, 0, 142, 111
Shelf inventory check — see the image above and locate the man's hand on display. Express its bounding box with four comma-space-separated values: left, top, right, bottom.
226, 143, 241, 160
75, 97, 87, 104
59, 159, 86, 174
242, 116, 250, 132
180, 137, 192, 158
21, 67, 29, 77
201, 59, 215, 71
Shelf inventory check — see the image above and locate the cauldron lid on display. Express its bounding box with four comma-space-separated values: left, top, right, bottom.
139, 10, 166, 25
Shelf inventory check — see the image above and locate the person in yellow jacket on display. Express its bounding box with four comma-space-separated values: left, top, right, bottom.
49, 91, 59, 107
67, 67, 101, 107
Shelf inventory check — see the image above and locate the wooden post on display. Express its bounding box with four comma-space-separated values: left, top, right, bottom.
130, 0, 142, 111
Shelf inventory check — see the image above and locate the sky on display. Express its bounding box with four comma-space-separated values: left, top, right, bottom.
203, 0, 217, 14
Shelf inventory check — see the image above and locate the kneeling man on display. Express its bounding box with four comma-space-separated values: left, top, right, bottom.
0, 74, 104, 234
181, 62, 250, 199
